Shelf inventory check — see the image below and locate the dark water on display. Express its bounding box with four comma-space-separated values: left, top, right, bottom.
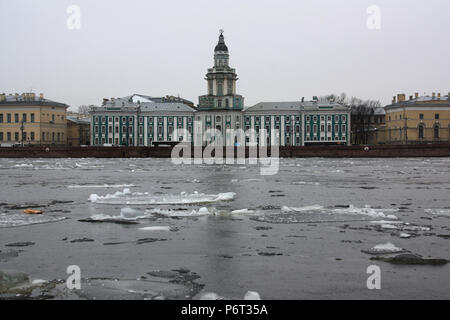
0, 157, 449, 299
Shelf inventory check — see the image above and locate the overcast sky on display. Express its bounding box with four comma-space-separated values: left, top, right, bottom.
1, 0, 449, 110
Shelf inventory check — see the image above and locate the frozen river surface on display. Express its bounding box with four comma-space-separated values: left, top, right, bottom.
0, 157, 449, 299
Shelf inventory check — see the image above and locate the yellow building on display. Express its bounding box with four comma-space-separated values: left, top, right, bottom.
67, 116, 91, 146
384, 92, 450, 144
0, 93, 69, 146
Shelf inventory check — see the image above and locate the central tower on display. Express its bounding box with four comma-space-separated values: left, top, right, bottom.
198, 31, 244, 110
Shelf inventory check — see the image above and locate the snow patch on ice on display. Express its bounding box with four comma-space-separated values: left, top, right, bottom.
281, 205, 324, 213
139, 226, 172, 231
425, 209, 450, 217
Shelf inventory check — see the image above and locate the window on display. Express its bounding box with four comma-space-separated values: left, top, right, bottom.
0, 132, 3, 141
115, 126, 119, 133
57, 133, 60, 141
139, 117, 143, 124
313, 125, 317, 134
306, 116, 310, 122
217, 99, 222, 108
328, 124, 331, 132
434, 125, 440, 139
306, 125, 310, 133
139, 126, 143, 134
52, 115, 55, 122
275, 116, 280, 122
30, 132, 34, 141
42, 132, 45, 141
435, 114, 439, 120
335, 115, 339, 122
342, 116, 346, 122
15, 114, 19, 123
313, 116, 317, 122
216, 116, 221, 122
286, 126, 290, 133
31, 114, 35, 123
335, 124, 339, 133
321, 124, 324, 132
15, 132, 19, 141
0, 114, 3, 123
418, 125, 424, 139
7, 132, 11, 141
122, 126, 126, 133
225, 99, 229, 108
419, 114, 424, 120
102, 126, 105, 134
128, 127, 132, 133
296, 125, 300, 133
327, 116, 331, 122
122, 117, 126, 122
52, 132, 55, 141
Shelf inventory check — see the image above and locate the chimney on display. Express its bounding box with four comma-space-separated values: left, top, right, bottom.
432, 92, 436, 99
438, 93, 441, 99
415, 92, 419, 99
397, 94, 405, 102
0, 93, 5, 102
392, 96, 397, 104
39, 93, 44, 100
409, 95, 413, 100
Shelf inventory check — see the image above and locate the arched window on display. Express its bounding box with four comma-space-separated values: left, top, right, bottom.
434, 125, 440, 139
418, 125, 424, 139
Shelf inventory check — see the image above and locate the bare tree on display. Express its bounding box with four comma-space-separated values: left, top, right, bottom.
77, 105, 93, 116
319, 93, 382, 145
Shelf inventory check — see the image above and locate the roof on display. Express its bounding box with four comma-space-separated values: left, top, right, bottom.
245, 101, 302, 112
67, 116, 90, 125
140, 102, 195, 112
385, 94, 450, 110
0, 93, 69, 108
214, 33, 228, 52
244, 101, 350, 112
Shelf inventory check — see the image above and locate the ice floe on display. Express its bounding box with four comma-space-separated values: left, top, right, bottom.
147, 207, 212, 218
89, 207, 152, 221
363, 242, 405, 255
425, 209, 450, 218
139, 226, 172, 232
68, 184, 135, 189
281, 205, 324, 213
332, 205, 398, 219
89, 189, 236, 205
0, 213, 67, 228
244, 291, 261, 300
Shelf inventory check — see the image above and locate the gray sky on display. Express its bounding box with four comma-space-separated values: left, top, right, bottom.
1, 0, 449, 110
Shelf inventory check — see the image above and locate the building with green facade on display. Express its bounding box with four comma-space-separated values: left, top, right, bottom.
90, 32, 351, 147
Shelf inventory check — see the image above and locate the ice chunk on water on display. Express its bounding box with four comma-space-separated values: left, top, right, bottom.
364, 242, 405, 255
333, 205, 398, 219
281, 205, 324, 213
139, 226, 172, 231
147, 207, 212, 217
89, 189, 236, 205
231, 209, 255, 214
425, 209, 450, 217
68, 184, 135, 189
0, 213, 67, 228
89, 207, 152, 221
244, 291, 261, 300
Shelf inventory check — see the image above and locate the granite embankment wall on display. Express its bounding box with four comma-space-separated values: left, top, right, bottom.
1, 144, 450, 158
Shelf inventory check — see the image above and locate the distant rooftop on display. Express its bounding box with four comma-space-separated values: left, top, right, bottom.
102, 94, 194, 108
245, 98, 350, 112
387, 92, 450, 108
0, 92, 69, 108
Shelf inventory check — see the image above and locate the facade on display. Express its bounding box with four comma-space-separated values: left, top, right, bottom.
90, 32, 351, 147
0, 93, 69, 146
384, 93, 450, 144
67, 116, 91, 146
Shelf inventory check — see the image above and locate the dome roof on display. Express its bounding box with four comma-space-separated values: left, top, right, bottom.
214, 33, 228, 52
